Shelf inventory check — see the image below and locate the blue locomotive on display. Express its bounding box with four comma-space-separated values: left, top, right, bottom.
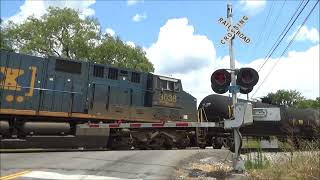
0, 50, 197, 149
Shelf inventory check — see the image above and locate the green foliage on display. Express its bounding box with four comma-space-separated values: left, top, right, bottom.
267, 89, 319, 109
92, 35, 154, 72
244, 148, 270, 170
0, 18, 12, 50
1, 7, 154, 72
267, 89, 304, 107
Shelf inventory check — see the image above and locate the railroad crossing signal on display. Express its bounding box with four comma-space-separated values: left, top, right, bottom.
210, 68, 259, 94
236, 68, 259, 94
218, 16, 251, 44
210, 69, 231, 94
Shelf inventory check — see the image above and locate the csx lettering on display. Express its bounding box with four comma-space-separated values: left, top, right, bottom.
0, 66, 37, 103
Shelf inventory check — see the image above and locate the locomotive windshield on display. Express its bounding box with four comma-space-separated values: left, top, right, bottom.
158, 76, 181, 91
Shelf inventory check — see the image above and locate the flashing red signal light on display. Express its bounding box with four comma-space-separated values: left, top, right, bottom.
236, 68, 259, 94
211, 69, 231, 94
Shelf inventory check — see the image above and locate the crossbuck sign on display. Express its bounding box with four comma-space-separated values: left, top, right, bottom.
218, 16, 251, 44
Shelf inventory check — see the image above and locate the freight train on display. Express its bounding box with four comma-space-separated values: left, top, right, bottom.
199, 94, 320, 149
0, 50, 319, 150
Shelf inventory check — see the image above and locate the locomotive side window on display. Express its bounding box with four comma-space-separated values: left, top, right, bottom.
108, 68, 118, 80
55, 59, 82, 74
131, 72, 140, 83
93, 65, 104, 78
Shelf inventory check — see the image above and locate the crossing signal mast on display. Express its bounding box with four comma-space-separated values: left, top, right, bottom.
214, 3, 260, 172
212, 5, 281, 172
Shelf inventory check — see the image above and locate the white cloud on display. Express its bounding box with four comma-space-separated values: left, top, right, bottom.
127, 0, 143, 6
247, 44, 319, 100
4, 0, 96, 24
288, 26, 319, 44
147, 17, 319, 103
239, 0, 266, 15
125, 41, 136, 48
146, 18, 216, 75
132, 13, 147, 22
105, 28, 115, 37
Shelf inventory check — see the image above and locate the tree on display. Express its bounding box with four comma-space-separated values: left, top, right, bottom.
297, 97, 320, 109
266, 89, 320, 109
91, 35, 154, 72
0, 18, 13, 50
1, 7, 154, 72
266, 89, 305, 107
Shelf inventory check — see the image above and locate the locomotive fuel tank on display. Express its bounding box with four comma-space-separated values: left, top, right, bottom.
199, 94, 319, 137
20, 122, 71, 136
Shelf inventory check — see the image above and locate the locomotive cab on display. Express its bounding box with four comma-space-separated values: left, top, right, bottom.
149, 75, 197, 122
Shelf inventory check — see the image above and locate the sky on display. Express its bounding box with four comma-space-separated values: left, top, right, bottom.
1, 0, 319, 102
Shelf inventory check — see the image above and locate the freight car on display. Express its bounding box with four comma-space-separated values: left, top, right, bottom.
0, 50, 203, 149
199, 94, 320, 149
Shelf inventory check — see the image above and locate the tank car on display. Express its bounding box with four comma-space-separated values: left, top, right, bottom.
199, 94, 320, 149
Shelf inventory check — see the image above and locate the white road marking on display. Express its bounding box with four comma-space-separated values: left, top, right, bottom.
21, 171, 142, 180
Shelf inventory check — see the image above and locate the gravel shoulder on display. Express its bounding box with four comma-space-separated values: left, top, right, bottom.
172, 149, 248, 180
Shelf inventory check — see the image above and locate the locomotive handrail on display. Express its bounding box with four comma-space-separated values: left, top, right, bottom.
0, 85, 82, 94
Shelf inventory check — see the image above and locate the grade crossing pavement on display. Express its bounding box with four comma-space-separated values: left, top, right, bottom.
0, 149, 232, 180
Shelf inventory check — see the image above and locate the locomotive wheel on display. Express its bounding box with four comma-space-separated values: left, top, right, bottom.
149, 135, 169, 150
199, 143, 206, 149
164, 142, 173, 150
176, 136, 190, 149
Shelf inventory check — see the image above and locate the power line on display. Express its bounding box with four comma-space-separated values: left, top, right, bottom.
257, 0, 309, 72
264, 0, 287, 43
248, 1, 274, 57
251, 0, 319, 99
240, 0, 305, 100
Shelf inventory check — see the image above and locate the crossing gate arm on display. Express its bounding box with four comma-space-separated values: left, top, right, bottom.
77, 121, 219, 129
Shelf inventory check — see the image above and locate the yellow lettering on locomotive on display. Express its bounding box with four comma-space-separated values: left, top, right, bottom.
0, 67, 24, 91
159, 93, 177, 106
0, 66, 37, 103
25, 66, 37, 97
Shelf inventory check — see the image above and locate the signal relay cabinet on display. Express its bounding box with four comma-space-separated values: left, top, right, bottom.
0, 51, 197, 122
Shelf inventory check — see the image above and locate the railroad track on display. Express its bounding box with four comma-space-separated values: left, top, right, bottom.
0, 147, 292, 154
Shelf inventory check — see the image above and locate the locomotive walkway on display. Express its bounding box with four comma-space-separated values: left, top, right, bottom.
0, 149, 246, 180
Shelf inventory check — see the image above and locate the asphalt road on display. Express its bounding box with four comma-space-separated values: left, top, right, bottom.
0, 149, 230, 180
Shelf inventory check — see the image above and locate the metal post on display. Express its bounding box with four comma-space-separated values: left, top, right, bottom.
227, 3, 244, 172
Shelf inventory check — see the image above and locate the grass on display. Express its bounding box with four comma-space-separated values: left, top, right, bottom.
245, 138, 320, 179
244, 148, 270, 170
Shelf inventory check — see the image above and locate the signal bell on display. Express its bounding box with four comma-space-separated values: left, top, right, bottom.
211, 69, 231, 94
236, 68, 259, 94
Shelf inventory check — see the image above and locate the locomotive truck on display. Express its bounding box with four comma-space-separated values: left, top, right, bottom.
0, 50, 319, 150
